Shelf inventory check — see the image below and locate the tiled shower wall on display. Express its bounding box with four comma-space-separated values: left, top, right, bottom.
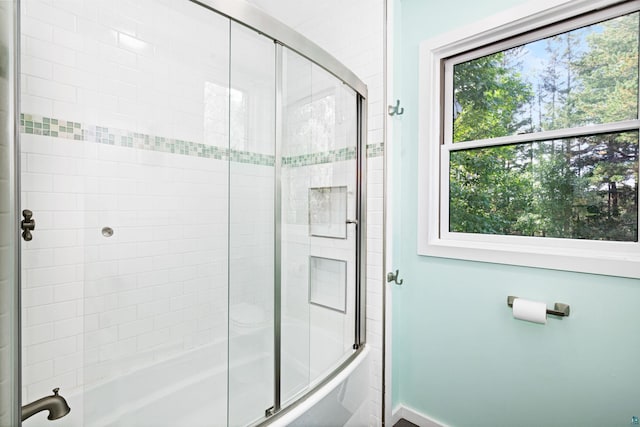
19, 1, 381, 420
19, 0, 235, 405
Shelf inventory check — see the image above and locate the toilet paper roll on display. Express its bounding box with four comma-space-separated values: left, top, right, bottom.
512, 298, 547, 324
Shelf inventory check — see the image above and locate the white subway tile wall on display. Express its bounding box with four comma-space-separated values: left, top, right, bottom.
19, 0, 236, 410
20, 133, 233, 404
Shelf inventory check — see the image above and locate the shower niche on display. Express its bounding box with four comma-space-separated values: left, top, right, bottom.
309, 186, 349, 238
14, 1, 366, 426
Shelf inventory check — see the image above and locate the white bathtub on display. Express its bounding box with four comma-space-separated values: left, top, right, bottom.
24, 337, 369, 427
271, 346, 370, 427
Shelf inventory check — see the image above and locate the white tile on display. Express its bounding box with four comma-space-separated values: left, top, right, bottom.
137, 328, 169, 350
27, 152, 78, 175
99, 306, 137, 328
118, 318, 153, 340
137, 299, 170, 319
21, 55, 53, 80
27, 191, 79, 212
53, 351, 82, 375
52, 62, 98, 90
52, 174, 85, 193
26, 265, 77, 288
97, 43, 137, 69
83, 326, 117, 349
20, 94, 54, 117
24, 0, 77, 31
22, 286, 54, 308
53, 281, 83, 302
52, 246, 85, 265
21, 15, 54, 41
25, 300, 78, 326
22, 242, 55, 271
23, 323, 54, 346
76, 19, 118, 47
52, 100, 84, 123
53, 317, 83, 339
116, 288, 149, 308
22, 360, 54, 385
99, 242, 137, 261
23, 335, 77, 365
118, 33, 152, 56
151, 282, 182, 300
21, 172, 53, 192
98, 6, 138, 37
84, 261, 118, 281
83, 294, 117, 315
84, 314, 99, 332
53, 26, 84, 51
136, 269, 169, 288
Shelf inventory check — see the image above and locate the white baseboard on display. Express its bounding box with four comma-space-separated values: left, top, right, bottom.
391, 404, 449, 427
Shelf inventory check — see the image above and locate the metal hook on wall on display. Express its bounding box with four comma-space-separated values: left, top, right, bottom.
388, 99, 404, 116
387, 269, 403, 285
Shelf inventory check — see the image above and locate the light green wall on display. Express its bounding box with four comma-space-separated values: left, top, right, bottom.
391, 1, 640, 426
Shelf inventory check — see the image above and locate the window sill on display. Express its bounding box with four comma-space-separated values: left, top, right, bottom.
419, 236, 640, 279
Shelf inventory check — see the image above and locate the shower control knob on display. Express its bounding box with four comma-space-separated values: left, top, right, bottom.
21, 209, 35, 241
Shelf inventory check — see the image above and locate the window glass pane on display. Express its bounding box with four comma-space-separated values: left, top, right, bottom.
449, 131, 639, 241
452, 12, 639, 142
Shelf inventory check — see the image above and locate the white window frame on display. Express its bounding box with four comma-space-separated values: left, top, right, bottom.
418, 0, 640, 279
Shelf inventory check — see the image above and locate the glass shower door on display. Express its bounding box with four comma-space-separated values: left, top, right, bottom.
18, 0, 231, 425
228, 22, 276, 427
79, 3, 231, 426
306, 64, 358, 387
280, 46, 359, 406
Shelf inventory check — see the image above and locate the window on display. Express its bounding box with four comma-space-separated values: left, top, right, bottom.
418, 0, 640, 278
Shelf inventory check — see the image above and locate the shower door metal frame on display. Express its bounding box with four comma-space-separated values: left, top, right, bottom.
191, 0, 368, 98
3, 0, 21, 425
273, 41, 283, 415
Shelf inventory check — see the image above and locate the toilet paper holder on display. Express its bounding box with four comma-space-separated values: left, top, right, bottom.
507, 296, 570, 317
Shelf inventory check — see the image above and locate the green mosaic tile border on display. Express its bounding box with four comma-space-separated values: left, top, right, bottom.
20, 113, 382, 166
281, 142, 383, 166
20, 113, 276, 166
230, 149, 275, 166
21, 114, 83, 140
367, 142, 384, 158
282, 147, 357, 167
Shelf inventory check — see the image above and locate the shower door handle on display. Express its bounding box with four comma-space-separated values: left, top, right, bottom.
346, 219, 358, 225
